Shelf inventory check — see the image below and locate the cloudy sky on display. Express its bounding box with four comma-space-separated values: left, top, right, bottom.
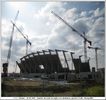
1, 1, 105, 73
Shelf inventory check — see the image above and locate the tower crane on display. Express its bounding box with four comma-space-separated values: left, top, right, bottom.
2, 11, 19, 77
2, 11, 31, 77
51, 11, 92, 62
88, 46, 101, 71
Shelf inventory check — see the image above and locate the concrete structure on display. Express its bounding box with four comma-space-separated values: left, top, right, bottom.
72, 58, 90, 73
16, 52, 69, 74
16, 50, 104, 83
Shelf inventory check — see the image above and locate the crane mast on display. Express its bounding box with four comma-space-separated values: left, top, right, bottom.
2, 11, 19, 77
7, 11, 19, 64
51, 11, 92, 62
26, 35, 28, 55
88, 46, 101, 70
83, 32, 87, 62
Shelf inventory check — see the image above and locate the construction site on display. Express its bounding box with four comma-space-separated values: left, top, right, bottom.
1, 2, 105, 97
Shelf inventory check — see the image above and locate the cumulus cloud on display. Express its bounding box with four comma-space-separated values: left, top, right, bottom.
80, 11, 87, 17
1, 2, 105, 73
94, 8, 105, 17
64, 8, 78, 20
33, 2, 104, 68
88, 16, 105, 43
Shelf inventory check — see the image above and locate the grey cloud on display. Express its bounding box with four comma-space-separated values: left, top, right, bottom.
73, 20, 90, 33
94, 8, 105, 17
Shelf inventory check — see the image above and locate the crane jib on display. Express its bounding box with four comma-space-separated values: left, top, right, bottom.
11, 21, 31, 46
51, 11, 91, 45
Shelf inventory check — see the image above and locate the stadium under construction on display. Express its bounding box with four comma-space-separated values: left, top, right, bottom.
2, 10, 104, 84
12, 49, 103, 83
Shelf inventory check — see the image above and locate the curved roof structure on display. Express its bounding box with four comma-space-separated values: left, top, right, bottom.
16, 49, 91, 74
16, 51, 69, 74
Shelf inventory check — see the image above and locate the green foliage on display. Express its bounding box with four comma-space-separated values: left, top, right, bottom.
84, 85, 104, 96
